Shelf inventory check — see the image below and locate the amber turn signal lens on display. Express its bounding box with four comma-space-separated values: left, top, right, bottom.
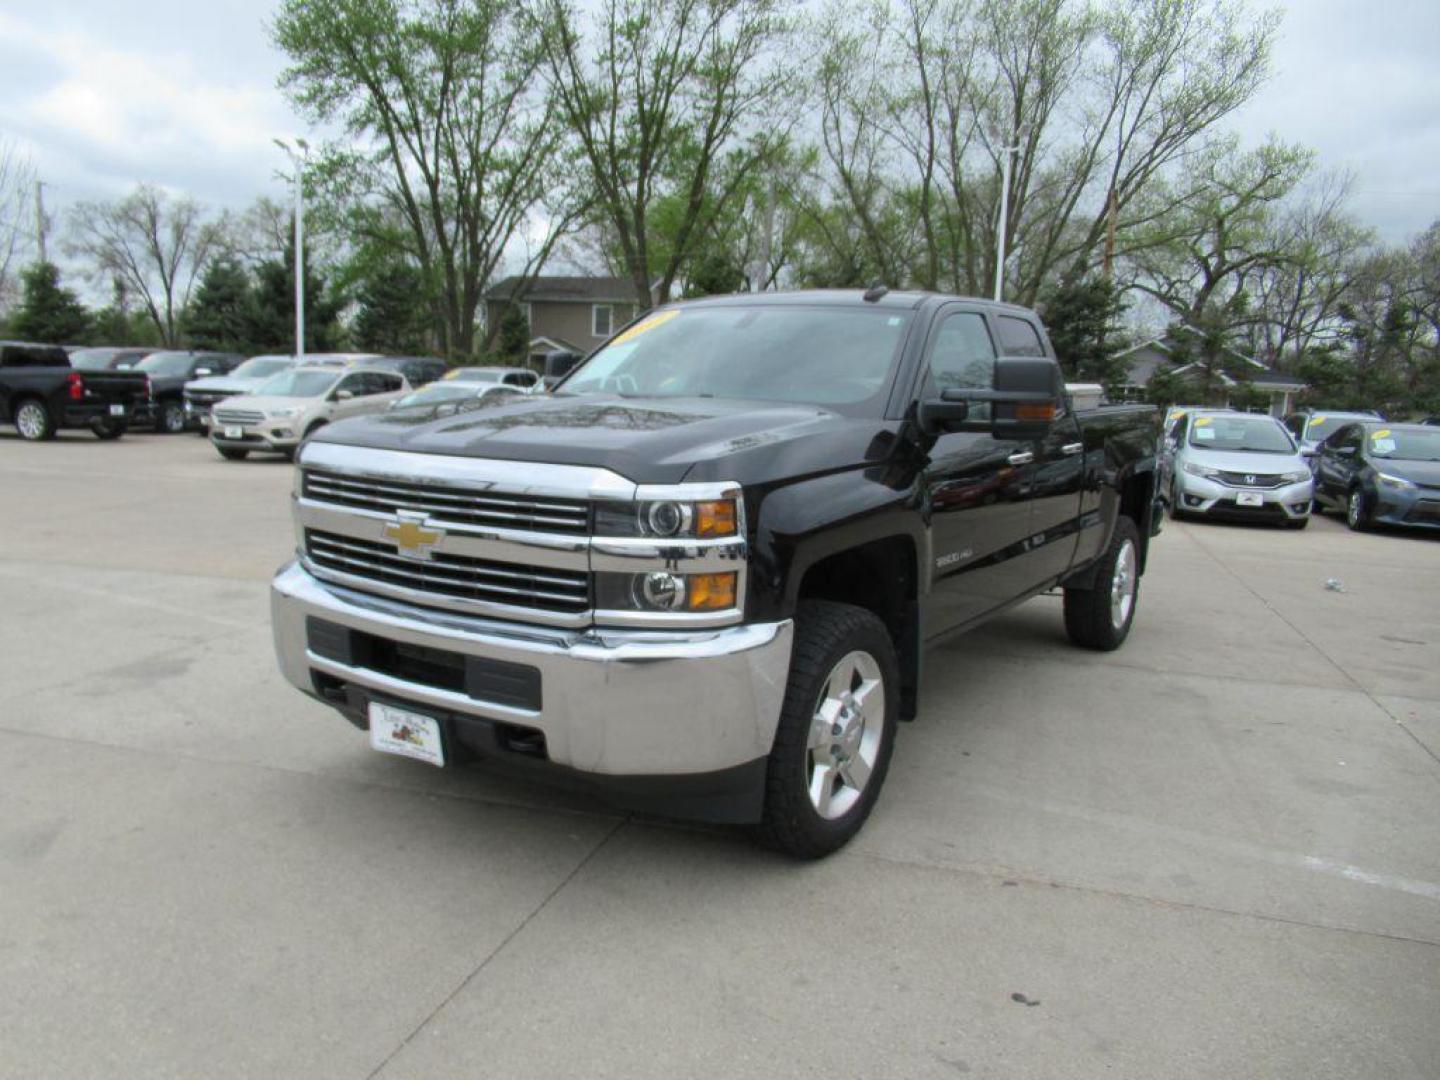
1014, 403, 1057, 421
686, 572, 737, 611
694, 500, 737, 538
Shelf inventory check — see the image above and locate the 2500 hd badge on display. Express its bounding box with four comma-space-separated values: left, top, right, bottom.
271, 290, 1161, 858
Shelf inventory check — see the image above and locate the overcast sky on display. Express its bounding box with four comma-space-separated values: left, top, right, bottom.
1, 0, 1437, 260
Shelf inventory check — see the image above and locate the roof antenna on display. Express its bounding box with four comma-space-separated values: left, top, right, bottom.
863, 281, 889, 303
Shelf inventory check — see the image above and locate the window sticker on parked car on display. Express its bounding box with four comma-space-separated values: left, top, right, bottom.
1194, 416, 1212, 426
1194, 426, 1216, 440
1372, 428, 1391, 439
1372, 437, 1397, 454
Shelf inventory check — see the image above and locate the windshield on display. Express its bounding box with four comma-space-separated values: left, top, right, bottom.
231, 357, 291, 380
135, 352, 195, 376
445, 368, 501, 383
1305, 414, 1371, 443
396, 383, 475, 408
256, 369, 336, 398
70, 349, 120, 371
562, 305, 912, 411
1369, 427, 1440, 462
1188, 414, 1296, 454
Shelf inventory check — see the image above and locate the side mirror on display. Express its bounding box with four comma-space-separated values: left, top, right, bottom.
333, 389, 354, 401
544, 349, 582, 382
965, 357, 1065, 440
1336, 445, 1356, 457
195, 368, 213, 377
1300, 446, 1318, 458
917, 394, 970, 436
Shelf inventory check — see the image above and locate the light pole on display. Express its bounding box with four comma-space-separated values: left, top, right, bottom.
992, 129, 1024, 303
273, 137, 309, 363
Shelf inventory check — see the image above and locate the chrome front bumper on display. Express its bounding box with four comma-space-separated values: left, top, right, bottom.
271, 560, 793, 777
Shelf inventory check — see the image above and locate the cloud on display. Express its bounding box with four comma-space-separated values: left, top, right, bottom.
0, 10, 299, 208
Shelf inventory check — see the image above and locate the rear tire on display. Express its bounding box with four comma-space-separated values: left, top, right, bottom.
91, 418, 126, 440
753, 600, 899, 859
157, 401, 186, 434
1064, 516, 1141, 652
13, 398, 56, 441
217, 446, 249, 461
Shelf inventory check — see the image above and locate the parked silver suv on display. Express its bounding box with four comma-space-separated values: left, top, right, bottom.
1163, 410, 1313, 528
210, 365, 409, 461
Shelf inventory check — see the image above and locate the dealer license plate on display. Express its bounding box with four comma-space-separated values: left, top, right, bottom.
223, 425, 244, 439
368, 702, 445, 767
108, 404, 125, 416
1236, 491, 1263, 507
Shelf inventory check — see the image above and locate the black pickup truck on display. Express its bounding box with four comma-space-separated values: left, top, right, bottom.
121, 350, 245, 433
1, 341, 151, 441
270, 291, 1160, 856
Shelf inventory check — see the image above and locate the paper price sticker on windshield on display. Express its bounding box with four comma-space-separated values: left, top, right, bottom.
1194, 427, 1216, 440
1372, 438, 1396, 454
1194, 416, 1212, 426
1372, 428, 1391, 439
610, 309, 680, 346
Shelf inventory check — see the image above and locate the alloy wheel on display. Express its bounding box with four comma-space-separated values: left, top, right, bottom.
806, 650, 885, 821
16, 402, 46, 440
1111, 538, 1137, 629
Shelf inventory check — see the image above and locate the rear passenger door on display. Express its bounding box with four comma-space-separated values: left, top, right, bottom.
995, 314, 1085, 583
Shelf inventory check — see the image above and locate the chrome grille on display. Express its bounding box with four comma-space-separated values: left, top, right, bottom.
305, 529, 590, 613
302, 468, 590, 535
1214, 471, 1286, 489
215, 407, 265, 424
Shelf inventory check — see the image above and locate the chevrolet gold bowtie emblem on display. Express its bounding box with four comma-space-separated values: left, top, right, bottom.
383, 515, 443, 560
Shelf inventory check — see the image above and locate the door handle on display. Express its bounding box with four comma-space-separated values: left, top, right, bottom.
1007, 451, 1035, 466
1061, 442, 1084, 456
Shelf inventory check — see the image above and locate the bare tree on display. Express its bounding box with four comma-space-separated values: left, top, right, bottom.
67, 185, 223, 345
0, 140, 35, 309
530, 0, 797, 309
275, 0, 582, 357
808, 0, 1278, 302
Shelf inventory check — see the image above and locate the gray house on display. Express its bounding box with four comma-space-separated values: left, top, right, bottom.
484, 276, 650, 369
1113, 331, 1305, 417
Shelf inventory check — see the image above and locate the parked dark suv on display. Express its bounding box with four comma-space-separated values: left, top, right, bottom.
123, 351, 245, 432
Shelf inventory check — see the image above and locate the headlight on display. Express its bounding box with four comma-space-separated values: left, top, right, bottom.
595, 498, 739, 538
1281, 469, 1311, 484
595, 570, 738, 613
1182, 462, 1220, 478
1377, 472, 1415, 490
269, 407, 302, 419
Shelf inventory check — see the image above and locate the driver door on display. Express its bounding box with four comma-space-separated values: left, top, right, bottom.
920, 307, 1040, 638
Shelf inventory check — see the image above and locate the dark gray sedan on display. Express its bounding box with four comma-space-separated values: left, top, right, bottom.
1312, 422, 1440, 531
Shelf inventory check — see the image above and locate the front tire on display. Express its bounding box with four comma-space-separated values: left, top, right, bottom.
1064, 515, 1141, 651
1167, 478, 1185, 520
14, 398, 56, 441
1346, 488, 1371, 532
216, 446, 249, 460
753, 600, 899, 859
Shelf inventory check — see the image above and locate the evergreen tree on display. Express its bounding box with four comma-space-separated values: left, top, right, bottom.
185, 256, 253, 351
11, 262, 91, 344
353, 262, 431, 354
496, 303, 529, 362
1040, 276, 1128, 390
244, 239, 343, 353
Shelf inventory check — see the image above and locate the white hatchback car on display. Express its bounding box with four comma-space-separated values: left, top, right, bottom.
210, 365, 410, 461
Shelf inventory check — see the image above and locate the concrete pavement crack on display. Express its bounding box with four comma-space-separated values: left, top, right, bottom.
854, 849, 1440, 950
365, 817, 628, 1080
1182, 526, 1440, 777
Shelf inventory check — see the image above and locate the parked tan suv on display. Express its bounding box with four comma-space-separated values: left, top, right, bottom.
210, 365, 410, 461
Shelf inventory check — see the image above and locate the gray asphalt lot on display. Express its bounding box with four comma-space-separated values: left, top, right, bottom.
2, 429, 1438, 1079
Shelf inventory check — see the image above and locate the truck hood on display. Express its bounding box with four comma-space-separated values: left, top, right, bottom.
310, 393, 892, 485
187, 375, 267, 395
